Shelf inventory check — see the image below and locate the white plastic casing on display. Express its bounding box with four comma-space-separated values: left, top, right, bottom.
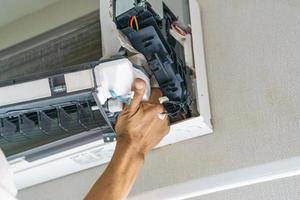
93, 58, 151, 104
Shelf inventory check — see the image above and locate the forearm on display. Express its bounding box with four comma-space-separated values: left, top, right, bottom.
84, 141, 144, 200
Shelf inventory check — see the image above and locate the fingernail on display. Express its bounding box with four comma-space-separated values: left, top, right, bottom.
135, 79, 145, 90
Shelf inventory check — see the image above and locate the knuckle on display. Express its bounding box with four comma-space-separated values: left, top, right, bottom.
156, 105, 164, 112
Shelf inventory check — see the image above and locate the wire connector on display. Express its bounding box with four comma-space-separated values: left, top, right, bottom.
159, 96, 169, 104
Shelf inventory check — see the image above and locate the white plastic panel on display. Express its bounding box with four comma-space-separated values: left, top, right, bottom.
65, 69, 94, 93
0, 79, 51, 107
100, 0, 122, 58
189, 0, 212, 127
11, 116, 211, 190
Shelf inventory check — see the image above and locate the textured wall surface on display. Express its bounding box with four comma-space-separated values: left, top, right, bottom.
190, 176, 300, 200
4, 0, 300, 199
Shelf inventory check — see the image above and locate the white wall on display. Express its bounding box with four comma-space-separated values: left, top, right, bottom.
0, 0, 99, 50
190, 175, 300, 200
3, 0, 300, 199
0, 0, 60, 27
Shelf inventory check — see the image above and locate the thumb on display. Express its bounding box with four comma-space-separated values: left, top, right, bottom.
129, 78, 146, 115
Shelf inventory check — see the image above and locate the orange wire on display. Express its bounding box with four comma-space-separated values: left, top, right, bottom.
129, 16, 139, 31
130, 16, 135, 28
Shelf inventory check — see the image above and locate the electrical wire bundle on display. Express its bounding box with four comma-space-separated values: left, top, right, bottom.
129, 16, 139, 31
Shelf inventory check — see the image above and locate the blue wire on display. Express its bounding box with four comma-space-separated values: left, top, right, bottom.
109, 90, 132, 105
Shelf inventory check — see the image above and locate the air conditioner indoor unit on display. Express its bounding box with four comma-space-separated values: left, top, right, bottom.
0, 0, 212, 189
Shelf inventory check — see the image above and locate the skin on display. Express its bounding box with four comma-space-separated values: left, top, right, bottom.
84, 79, 170, 200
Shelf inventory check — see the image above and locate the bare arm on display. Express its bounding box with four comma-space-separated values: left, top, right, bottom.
84, 79, 170, 200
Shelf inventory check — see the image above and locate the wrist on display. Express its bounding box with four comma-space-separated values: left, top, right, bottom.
116, 137, 146, 161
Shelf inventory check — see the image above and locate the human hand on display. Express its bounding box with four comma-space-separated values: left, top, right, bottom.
85, 79, 169, 200
115, 78, 170, 158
